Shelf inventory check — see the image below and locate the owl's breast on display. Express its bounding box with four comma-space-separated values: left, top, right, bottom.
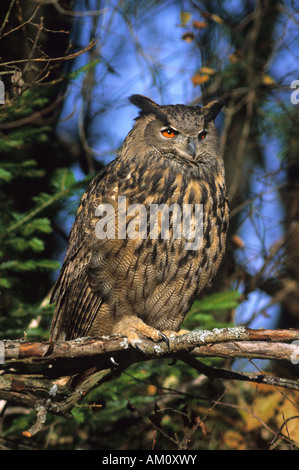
89, 158, 229, 330
134, 170, 229, 331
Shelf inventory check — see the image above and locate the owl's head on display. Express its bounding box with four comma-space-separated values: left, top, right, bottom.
128, 94, 223, 164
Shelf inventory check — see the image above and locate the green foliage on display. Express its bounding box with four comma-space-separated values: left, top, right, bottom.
267, 106, 299, 165
0, 155, 89, 338
0, 77, 93, 340
0, 89, 50, 125
67, 58, 101, 81
0, 126, 51, 152
183, 290, 240, 331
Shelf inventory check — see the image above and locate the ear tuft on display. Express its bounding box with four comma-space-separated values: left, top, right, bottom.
129, 94, 160, 115
202, 100, 223, 121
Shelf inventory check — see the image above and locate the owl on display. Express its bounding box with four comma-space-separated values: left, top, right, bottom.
50, 95, 229, 345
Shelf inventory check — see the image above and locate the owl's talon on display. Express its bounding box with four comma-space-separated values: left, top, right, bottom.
159, 332, 170, 347
110, 356, 119, 367
133, 341, 151, 356
112, 316, 171, 347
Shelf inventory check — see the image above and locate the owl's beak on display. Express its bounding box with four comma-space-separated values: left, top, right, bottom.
177, 135, 199, 159
186, 137, 197, 158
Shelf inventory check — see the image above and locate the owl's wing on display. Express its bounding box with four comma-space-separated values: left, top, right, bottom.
50, 163, 116, 341
50, 154, 162, 341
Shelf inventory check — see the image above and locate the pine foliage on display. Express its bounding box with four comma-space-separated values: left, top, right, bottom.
0, 89, 90, 339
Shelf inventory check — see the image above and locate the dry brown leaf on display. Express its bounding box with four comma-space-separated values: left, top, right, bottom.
191, 74, 210, 86
180, 11, 191, 26
222, 430, 246, 450
200, 66, 216, 75
192, 20, 208, 29
182, 32, 195, 43
276, 392, 299, 443
231, 234, 245, 248
210, 13, 225, 25
262, 74, 276, 85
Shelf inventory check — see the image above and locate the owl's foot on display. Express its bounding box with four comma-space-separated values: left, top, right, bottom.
112, 316, 169, 347
162, 329, 190, 338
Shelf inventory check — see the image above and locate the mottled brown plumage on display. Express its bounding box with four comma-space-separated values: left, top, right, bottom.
50, 95, 229, 344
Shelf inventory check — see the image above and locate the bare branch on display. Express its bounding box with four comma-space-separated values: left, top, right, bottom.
0, 38, 100, 68
3, 326, 299, 369
0, 326, 298, 437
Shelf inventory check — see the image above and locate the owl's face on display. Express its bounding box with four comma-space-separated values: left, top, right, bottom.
128, 95, 223, 164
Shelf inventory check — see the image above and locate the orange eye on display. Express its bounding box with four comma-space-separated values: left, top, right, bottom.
161, 128, 177, 138
198, 130, 207, 140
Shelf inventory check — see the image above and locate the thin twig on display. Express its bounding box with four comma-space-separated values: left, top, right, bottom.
0, 38, 100, 67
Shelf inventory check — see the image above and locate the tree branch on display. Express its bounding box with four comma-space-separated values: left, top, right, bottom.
1, 327, 298, 437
